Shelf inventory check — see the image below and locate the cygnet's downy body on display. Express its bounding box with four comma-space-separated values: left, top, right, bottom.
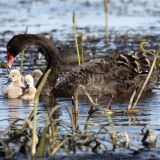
21, 74, 36, 100
2, 69, 24, 98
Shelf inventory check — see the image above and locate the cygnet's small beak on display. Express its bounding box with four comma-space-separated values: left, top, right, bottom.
3, 77, 12, 85
26, 83, 30, 89
7, 78, 12, 84
24, 80, 29, 89
7, 51, 15, 68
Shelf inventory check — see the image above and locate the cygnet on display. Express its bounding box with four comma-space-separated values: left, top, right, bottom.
2, 69, 24, 98
21, 74, 36, 100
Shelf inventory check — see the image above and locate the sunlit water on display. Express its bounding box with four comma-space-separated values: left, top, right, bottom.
0, 0, 160, 158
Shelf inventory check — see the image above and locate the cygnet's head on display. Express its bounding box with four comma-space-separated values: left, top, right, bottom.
24, 74, 34, 88
9, 69, 22, 82
32, 69, 43, 84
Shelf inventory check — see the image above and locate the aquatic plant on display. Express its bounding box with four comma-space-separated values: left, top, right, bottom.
1, 78, 157, 158
72, 11, 81, 66
139, 42, 155, 56
32, 68, 51, 157
104, 0, 108, 39
1, 103, 158, 159
128, 46, 160, 109
79, 33, 85, 64
20, 26, 28, 74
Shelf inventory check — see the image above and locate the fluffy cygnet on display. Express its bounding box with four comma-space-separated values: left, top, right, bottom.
21, 74, 36, 100
32, 69, 43, 86
2, 69, 24, 98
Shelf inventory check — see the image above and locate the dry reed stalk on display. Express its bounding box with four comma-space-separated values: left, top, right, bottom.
127, 89, 137, 110
78, 85, 98, 107
50, 137, 68, 157
122, 126, 130, 148
131, 48, 160, 109
107, 114, 117, 150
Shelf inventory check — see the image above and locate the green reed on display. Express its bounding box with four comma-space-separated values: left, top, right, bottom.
80, 33, 84, 64
32, 68, 51, 157
104, 0, 108, 39
72, 10, 81, 65
20, 26, 28, 74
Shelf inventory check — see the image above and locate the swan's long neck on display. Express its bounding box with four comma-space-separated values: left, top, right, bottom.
16, 34, 61, 68
14, 34, 61, 96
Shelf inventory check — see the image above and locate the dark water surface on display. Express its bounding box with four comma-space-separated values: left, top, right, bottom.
1, 0, 160, 159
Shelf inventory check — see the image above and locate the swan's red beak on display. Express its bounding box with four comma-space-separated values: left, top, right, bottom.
7, 50, 15, 68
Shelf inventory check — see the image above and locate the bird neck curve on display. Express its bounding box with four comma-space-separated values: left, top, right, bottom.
17, 34, 61, 69
15, 34, 61, 96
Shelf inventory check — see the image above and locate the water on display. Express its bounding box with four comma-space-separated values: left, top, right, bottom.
0, 0, 160, 159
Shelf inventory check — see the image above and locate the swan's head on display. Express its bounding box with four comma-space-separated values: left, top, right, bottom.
9, 69, 22, 82
32, 69, 43, 84
24, 74, 34, 88
7, 35, 24, 68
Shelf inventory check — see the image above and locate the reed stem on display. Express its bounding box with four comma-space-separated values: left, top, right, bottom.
80, 33, 84, 64
73, 10, 81, 66
20, 26, 28, 74
32, 69, 51, 157
104, 0, 108, 39
132, 48, 160, 109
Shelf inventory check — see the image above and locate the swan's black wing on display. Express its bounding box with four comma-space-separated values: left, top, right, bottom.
53, 52, 159, 98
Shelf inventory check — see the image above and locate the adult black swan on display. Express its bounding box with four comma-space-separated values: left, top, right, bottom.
6, 34, 160, 99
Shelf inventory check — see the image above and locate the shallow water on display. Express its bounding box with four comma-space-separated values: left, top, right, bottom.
1, 0, 160, 159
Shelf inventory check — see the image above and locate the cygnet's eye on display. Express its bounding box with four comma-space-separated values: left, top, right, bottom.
12, 75, 15, 77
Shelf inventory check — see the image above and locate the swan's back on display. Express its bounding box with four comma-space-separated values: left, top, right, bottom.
53, 52, 159, 98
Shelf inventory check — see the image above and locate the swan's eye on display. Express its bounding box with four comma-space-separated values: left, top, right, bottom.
12, 75, 15, 77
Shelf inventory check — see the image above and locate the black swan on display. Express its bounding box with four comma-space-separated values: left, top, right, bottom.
6, 34, 160, 99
